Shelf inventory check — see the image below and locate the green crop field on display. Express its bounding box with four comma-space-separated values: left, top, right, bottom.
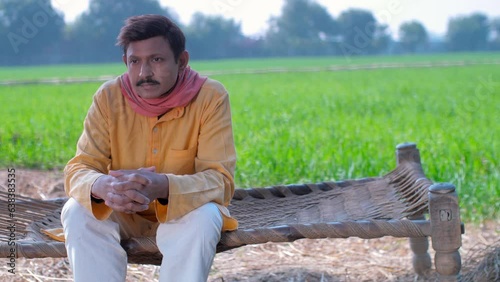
0, 53, 499, 222
0, 52, 499, 81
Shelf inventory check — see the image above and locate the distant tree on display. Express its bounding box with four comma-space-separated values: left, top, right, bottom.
65, 0, 174, 63
0, 0, 65, 65
489, 17, 500, 50
0, 8, 8, 64
399, 21, 428, 53
265, 0, 339, 56
372, 24, 392, 54
446, 13, 489, 52
338, 8, 380, 55
184, 13, 245, 59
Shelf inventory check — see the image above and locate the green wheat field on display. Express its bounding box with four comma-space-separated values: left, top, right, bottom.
0, 53, 499, 222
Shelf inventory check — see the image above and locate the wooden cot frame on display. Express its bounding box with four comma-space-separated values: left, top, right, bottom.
0, 143, 464, 280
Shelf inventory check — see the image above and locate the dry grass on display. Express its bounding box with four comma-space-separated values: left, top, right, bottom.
461, 243, 500, 282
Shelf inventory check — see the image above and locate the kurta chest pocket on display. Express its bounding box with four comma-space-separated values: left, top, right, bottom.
165, 146, 197, 175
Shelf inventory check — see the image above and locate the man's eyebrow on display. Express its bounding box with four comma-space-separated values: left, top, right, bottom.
128, 53, 166, 58
149, 53, 166, 57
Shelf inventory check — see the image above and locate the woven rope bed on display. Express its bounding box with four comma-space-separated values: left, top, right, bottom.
0, 143, 464, 280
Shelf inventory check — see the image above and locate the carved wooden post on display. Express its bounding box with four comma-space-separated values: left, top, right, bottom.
396, 142, 420, 164
396, 143, 432, 276
429, 183, 462, 281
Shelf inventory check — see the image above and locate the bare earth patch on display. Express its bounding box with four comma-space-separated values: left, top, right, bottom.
0, 169, 498, 281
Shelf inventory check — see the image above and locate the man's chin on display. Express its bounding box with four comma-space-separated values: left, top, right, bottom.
136, 88, 165, 99
138, 92, 161, 99
134, 85, 165, 99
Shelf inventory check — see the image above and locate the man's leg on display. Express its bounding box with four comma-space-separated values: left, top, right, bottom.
156, 202, 223, 282
61, 198, 127, 281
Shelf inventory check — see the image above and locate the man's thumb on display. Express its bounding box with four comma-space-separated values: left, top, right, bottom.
139, 166, 156, 172
109, 170, 123, 177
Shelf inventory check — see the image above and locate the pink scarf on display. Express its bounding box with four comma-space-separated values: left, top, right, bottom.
119, 67, 207, 117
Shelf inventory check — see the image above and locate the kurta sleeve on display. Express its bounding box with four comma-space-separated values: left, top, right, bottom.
155, 89, 236, 223
64, 86, 113, 220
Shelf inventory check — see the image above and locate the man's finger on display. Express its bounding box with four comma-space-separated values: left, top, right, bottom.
109, 170, 124, 177
106, 192, 129, 205
110, 171, 151, 186
138, 166, 156, 172
123, 189, 150, 205
105, 193, 149, 212
127, 173, 151, 185
110, 179, 145, 193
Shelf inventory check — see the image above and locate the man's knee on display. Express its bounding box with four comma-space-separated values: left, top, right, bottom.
184, 203, 223, 238
156, 202, 223, 245
61, 198, 92, 226
62, 198, 123, 244
189, 202, 223, 228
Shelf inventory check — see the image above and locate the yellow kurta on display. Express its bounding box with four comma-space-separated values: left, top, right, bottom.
64, 76, 238, 231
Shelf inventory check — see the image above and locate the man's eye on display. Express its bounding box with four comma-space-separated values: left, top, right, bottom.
153, 57, 162, 62
129, 59, 138, 64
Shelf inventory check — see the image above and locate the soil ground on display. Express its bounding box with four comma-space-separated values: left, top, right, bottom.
0, 169, 498, 281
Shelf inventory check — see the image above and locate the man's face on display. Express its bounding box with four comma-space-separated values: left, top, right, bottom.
123, 36, 187, 99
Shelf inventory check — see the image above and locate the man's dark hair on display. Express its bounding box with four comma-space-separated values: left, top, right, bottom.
117, 14, 185, 62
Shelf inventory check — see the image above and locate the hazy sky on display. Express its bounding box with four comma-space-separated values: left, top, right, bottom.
51, 0, 500, 38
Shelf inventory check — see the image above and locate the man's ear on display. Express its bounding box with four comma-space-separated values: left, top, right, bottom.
178, 51, 189, 70
122, 54, 127, 66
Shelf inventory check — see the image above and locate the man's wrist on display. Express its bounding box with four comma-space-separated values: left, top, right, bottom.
157, 197, 168, 205
91, 175, 107, 203
156, 174, 169, 205
91, 193, 104, 203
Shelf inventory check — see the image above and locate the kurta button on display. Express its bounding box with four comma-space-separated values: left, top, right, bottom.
153, 127, 158, 133
153, 149, 158, 154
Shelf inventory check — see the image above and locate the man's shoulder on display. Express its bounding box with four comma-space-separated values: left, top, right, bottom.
199, 78, 228, 99
94, 77, 122, 98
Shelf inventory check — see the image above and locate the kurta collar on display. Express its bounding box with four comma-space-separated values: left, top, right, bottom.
157, 106, 185, 122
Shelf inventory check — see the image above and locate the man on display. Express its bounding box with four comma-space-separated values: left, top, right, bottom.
62, 14, 237, 282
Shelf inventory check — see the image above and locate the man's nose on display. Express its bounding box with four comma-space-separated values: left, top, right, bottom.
139, 62, 153, 78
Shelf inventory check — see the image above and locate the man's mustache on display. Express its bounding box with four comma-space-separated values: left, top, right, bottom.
136, 79, 160, 86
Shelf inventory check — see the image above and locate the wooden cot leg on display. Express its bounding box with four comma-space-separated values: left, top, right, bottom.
429, 183, 462, 282
408, 215, 432, 276
396, 144, 432, 276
